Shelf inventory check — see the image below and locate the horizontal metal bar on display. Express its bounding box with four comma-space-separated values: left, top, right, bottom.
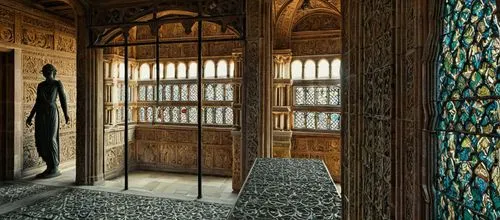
89, 14, 245, 29
90, 37, 245, 48
133, 78, 241, 84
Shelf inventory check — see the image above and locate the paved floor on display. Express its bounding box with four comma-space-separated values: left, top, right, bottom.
23, 167, 238, 205
1, 165, 342, 219
102, 171, 237, 205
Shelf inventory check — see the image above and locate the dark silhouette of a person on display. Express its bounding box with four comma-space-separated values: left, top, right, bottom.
26, 64, 70, 179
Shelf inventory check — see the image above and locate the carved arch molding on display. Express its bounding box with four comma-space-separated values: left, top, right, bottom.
341, 0, 439, 219
273, 0, 340, 49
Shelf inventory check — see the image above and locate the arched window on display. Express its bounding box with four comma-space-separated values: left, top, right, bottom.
188, 62, 198, 79
177, 63, 187, 79
204, 60, 215, 78
304, 60, 316, 79
152, 63, 164, 79
139, 63, 150, 80
331, 59, 341, 79
317, 59, 330, 79
217, 60, 228, 78
435, 1, 500, 219
291, 60, 303, 79
229, 61, 235, 78
118, 63, 125, 79
166, 63, 175, 79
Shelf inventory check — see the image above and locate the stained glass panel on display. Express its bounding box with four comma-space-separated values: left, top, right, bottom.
225, 84, 233, 101
180, 107, 188, 123
139, 107, 145, 122
158, 85, 163, 101
189, 107, 197, 124
146, 107, 153, 122
306, 112, 316, 129
163, 107, 170, 123
189, 84, 198, 101
225, 108, 233, 125
294, 111, 305, 129
215, 84, 224, 101
317, 87, 328, 105
330, 113, 340, 130
205, 84, 215, 101
295, 87, 305, 105
155, 107, 161, 122
318, 113, 328, 130
181, 84, 189, 101
216, 108, 224, 124
164, 85, 171, 101
139, 86, 146, 101
147, 86, 154, 101
305, 87, 315, 105
120, 86, 125, 102
206, 108, 214, 124
329, 86, 341, 105
171, 107, 179, 123
436, 1, 500, 219
172, 85, 180, 101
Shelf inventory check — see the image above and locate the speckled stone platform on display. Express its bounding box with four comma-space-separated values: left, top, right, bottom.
0, 183, 53, 206
0, 188, 231, 220
228, 158, 341, 219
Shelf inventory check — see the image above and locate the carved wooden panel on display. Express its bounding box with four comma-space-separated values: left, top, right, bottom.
132, 126, 233, 176
291, 134, 341, 182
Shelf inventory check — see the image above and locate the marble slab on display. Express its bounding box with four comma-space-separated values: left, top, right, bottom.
1, 188, 232, 219
228, 158, 341, 219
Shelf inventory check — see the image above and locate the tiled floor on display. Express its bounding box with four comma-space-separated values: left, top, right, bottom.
0, 185, 232, 219
102, 171, 237, 205
22, 166, 340, 206
23, 167, 238, 205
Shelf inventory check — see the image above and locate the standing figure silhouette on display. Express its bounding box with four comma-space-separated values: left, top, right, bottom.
26, 64, 70, 179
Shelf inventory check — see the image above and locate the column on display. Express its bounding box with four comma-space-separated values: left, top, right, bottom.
272, 49, 292, 158
76, 14, 105, 185
240, 0, 273, 189
231, 49, 243, 191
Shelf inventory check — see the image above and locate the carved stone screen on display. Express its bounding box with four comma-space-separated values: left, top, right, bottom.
436, 0, 500, 218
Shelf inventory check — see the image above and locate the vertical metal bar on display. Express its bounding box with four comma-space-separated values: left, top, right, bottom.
155, 7, 160, 125
197, 18, 203, 199
124, 29, 129, 191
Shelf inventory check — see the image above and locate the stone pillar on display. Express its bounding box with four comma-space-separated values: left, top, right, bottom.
76, 15, 105, 185
272, 49, 292, 158
231, 49, 243, 191
241, 0, 273, 184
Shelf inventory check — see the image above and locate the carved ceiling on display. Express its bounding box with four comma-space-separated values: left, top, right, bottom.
27, 0, 75, 21
273, 0, 341, 49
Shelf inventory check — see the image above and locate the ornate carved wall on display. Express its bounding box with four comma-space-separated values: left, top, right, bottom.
0, 1, 76, 175
341, 0, 431, 219
134, 126, 233, 176
292, 133, 341, 181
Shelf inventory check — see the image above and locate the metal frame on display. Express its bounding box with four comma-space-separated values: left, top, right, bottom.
87, 0, 246, 199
